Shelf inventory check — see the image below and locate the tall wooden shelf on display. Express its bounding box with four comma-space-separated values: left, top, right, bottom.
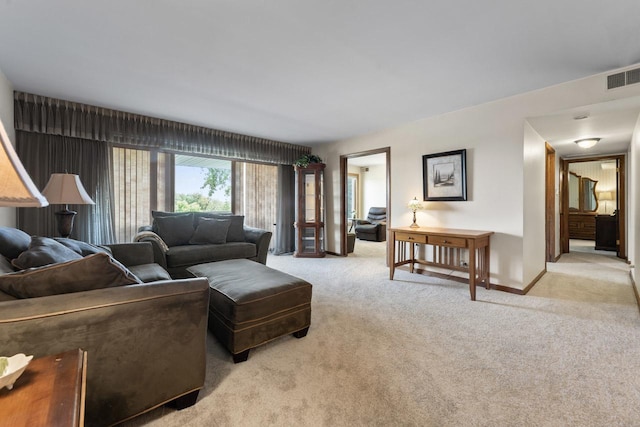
294, 163, 326, 258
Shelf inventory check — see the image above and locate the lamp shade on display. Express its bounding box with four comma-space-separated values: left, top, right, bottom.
598, 191, 613, 201
0, 119, 48, 207
41, 174, 95, 205
408, 197, 423, 211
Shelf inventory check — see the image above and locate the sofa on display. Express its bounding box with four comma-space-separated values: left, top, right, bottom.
134, 211, 272, 278
0, 227, 210, 426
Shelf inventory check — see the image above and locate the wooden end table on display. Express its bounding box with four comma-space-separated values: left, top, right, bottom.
0, 349, 87, 427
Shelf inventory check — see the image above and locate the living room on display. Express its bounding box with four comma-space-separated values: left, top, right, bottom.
2, 1, 640, 426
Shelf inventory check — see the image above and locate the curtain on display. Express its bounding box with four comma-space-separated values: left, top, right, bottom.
274, 165, 295, 255
14, 92, 311, 165
234, 162, 278, 252
16, 132, 116, 244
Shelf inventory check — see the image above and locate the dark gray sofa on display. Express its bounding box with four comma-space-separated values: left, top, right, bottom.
134, 211, 272, 278
0, 229, 209, 426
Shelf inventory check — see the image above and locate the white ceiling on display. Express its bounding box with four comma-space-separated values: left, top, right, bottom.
0, 1, 639, 145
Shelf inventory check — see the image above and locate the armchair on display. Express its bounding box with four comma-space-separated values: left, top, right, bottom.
355, 207, 387, 242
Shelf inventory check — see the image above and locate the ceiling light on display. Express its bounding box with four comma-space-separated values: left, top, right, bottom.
575, 138, 600, 149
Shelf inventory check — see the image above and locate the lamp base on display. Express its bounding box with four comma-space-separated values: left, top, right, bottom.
54, 209, 77, 238
409, 211, 419, 228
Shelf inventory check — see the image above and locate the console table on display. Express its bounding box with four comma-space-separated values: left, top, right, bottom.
0, 349, 87, 426
389, 226, 494, 301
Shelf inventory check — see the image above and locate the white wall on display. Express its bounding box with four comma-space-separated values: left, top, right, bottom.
0, 68, 15, 227
523, 122, 547, 285
361, 164, 386, 214
313, 64, 640, 290
629, 114, 640, 282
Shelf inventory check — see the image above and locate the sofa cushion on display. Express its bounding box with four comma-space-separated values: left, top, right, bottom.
12, 237, 83, 270
0, 227, 31, 260
194, 213, 245, 242
154, 213, 194, 247
128, 263, 172, 283
0, 255, 15, 274
189, 218, 231, 245
54, 238, 111, 256
0, 252, 142, 298
166, 242, 257, 268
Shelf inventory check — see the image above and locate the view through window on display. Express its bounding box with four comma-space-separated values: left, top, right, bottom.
174, 155, 232, 212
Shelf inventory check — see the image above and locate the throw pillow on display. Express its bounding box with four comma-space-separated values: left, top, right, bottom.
54, 238, 111, 256
0, 227, 31, 260
153, 213, 194, 247
12, 237, 83, 270
189, 218, 231, 244
0, 252, 142, 299
151, 210, 189, 233
195, 213, 245, 242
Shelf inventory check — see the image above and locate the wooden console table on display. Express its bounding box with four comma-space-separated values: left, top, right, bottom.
0, 349, 87, 427
389, 226, 494, 301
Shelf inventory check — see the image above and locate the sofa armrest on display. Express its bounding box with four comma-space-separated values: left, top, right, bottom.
0, 277, 210, 426
133, 231, 169, 269
104, 242, 154, 267
244, 226, 272, 265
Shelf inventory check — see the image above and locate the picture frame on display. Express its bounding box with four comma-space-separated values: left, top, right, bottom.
422, 149, 467, 201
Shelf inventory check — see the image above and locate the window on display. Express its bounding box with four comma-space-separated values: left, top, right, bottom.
174, 155, 232, 212
347, 173, 359, 227
112, 149, 278, 245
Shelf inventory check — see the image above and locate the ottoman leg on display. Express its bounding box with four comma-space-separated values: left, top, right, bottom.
168, 390, 200, 410
233, 349, 250, 363
293, 327, 309, 338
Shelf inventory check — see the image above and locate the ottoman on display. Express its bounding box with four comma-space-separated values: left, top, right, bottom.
187, 259, 312, 363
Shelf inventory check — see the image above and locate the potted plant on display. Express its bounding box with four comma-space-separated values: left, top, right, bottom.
294, 154, 323, 168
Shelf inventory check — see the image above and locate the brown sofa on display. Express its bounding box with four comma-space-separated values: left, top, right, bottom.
0, 230, 209, 426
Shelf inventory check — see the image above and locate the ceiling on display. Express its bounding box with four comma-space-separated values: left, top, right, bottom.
528, 96, 640, 158
0, 1, 639, 145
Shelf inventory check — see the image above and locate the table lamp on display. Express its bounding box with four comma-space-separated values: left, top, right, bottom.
408, 197, 423, 228
598, 191, 613, 214
41, 174, 94, 238
0, 119, 48, 207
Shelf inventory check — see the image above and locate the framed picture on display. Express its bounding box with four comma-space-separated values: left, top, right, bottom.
422, 149, 467, 201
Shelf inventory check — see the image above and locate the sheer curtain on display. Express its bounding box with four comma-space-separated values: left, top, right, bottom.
16, 132, 116, 244
234, 162, 278, 252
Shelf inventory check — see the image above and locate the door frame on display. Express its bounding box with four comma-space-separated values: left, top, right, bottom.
559, 154, 626, 259
339, 147, 390, 256
545, 143, 556, 262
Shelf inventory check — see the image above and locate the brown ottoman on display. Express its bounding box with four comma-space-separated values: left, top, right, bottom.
187, 259, 312, 363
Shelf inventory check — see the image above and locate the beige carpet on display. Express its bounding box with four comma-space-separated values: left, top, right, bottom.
123, 240, 640, 427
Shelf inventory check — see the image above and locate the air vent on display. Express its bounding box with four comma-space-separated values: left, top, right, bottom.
607, 67, 640, 90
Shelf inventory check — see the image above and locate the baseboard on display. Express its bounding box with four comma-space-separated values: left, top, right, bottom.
630, 272, 640, 315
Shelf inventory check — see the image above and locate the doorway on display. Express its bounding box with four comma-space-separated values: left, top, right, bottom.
559, 155, 626, 259
339, 148, 390, 257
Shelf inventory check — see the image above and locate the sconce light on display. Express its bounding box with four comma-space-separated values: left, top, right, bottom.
574, 138, 600, 149
408, 197, 423, 228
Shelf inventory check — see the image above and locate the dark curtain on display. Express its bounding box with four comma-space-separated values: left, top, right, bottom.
14, 92, 311, 165
274, 164, 295, 255
16, 132, 116, 244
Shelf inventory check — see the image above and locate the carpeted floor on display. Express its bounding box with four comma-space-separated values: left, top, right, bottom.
124, 240, 640, 426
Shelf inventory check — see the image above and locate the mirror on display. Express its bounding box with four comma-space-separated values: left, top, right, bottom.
569, 172, 598, 213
